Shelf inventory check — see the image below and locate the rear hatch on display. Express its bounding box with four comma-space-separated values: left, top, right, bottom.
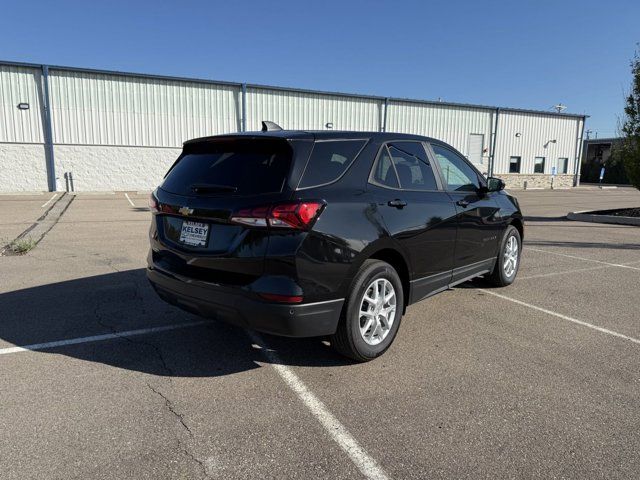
152, 136, 310, 283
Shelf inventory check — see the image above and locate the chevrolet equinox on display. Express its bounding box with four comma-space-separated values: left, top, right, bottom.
147, 122, 524, 361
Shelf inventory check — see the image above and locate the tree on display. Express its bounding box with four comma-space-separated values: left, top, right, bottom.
620, 48, 640, 190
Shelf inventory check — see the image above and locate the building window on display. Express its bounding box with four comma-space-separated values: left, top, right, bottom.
509, 156, 521, 173
534, 157, 545, 174
557, 157, 568, 174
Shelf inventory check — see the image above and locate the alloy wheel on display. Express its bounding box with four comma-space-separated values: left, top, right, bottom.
359, 278, 396, 346
503, 235, 519, 278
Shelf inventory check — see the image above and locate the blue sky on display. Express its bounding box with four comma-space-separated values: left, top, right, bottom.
1, 0, 638, 137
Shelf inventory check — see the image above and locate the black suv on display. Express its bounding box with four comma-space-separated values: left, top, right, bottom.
147, 122, 523, 361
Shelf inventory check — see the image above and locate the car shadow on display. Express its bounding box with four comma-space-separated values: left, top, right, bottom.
523, 215, 568, 222
0, 269, 354, 377
524, 240, 640, 250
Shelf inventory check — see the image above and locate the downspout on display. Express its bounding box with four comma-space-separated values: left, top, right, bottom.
241, 83, 247, 132
573, 116, 587, 187
41, 65, 56, 191
381, 97, 389, 132
489, 107, 500, 177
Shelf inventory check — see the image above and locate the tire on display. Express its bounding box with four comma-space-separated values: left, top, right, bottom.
331, 259, 404, 362
488, 225, 521, 287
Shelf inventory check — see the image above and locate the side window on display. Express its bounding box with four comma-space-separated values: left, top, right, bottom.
509, 156, 521, 173
371, 146, 400, 188
387, 142, 438, 190
534, 156, 546, 174
298, 140, 366, 188
557, 157, 568, 174
431, 145, 480, 192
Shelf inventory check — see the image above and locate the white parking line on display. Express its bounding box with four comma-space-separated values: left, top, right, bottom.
0, 321, 207, 355
41, 193, 58, 208
248, 331, 390, 480
124, 193, 135, 207
526, 247, 640, 271
479, 289, 640, 346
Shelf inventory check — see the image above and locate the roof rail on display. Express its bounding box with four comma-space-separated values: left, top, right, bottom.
261, 120, 283, 132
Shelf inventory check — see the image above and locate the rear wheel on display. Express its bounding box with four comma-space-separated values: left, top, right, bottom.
331, 260, 404, 361
488, 225, 521, 286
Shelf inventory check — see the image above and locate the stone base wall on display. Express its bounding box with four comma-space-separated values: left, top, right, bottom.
498, 174, 575, 190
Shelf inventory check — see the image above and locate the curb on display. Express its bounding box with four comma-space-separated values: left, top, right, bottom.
567, 210, 640, 226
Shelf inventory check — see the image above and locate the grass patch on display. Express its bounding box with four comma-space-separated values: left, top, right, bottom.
9, 237, 37, 254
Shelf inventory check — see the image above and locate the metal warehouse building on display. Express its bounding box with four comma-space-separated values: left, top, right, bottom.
0, 61, 587, 192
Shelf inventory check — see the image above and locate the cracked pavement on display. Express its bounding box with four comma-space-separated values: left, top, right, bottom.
1, 189, 640, 479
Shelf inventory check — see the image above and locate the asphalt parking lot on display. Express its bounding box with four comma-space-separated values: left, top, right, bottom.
1, 187, 639, 479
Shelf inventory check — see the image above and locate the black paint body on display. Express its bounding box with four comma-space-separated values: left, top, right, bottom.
147, 131, 523, 337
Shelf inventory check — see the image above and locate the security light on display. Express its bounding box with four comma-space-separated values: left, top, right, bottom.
17, 103, 29, 110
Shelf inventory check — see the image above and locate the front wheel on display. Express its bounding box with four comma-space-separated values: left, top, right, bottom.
331, 260, 404, 362
487, 225, 521, 286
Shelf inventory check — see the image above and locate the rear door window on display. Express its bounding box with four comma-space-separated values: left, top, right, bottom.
371, 146, 400, 188
298, 140, 367, 189
387, 142, 438, 191
161, 139, 292, 196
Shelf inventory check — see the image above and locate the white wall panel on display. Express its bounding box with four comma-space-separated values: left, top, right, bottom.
494, 111, 580, 175
54, 145, 181, 191
48, 71, 241, 147
246, 88, 381, 132
386, 101, 494, 165
0, 65, 44, 143
0, 143, 48, 191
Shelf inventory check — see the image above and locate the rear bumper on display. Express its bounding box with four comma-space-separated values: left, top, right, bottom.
147, 266, 344, 338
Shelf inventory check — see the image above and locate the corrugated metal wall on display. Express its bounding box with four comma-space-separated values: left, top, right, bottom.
48, 70, 241, 147
246, 87, 381, 132
386, 101, 494, 165
494, 111, 581, 174
1, 61, 587, 191
0, 65, 44, 143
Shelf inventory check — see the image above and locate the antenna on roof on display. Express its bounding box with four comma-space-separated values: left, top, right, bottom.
552, 103, 567, 113
261, 120, 283, 132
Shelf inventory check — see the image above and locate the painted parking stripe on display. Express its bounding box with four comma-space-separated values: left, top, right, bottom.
479, 289, 640, 346
41, 193, 58, 208
124, 192, 135, 207
248, 331, 390, 480
526, 247, 640, 271
0, 321, 207, 355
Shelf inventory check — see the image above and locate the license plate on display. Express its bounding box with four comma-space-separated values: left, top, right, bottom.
179, 221, 209, 247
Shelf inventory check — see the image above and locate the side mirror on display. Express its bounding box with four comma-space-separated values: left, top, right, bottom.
486, 177, 505, 193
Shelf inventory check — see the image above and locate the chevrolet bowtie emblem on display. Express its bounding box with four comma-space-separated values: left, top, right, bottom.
178, 206, 194, 216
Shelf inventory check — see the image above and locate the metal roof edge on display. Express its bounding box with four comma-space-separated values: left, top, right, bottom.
0, 59, 588, 119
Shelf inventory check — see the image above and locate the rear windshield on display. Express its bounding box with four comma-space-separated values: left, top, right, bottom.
298, 140, 367, 189
161, 139, 292, 196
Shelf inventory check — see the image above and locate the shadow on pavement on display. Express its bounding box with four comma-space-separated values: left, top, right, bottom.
0, 269, 353, 376
524, 240, 640, 250
523, 215, 568, 222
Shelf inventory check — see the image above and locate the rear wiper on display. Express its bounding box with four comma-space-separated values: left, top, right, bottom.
190, 183, 238, 194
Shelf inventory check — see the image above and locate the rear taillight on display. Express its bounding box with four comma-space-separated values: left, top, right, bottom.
231, 201, 324, 230
149, 193, 159, 213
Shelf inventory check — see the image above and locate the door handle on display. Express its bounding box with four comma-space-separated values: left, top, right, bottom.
388, 199, 407, 208
456, 200, 469, 208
